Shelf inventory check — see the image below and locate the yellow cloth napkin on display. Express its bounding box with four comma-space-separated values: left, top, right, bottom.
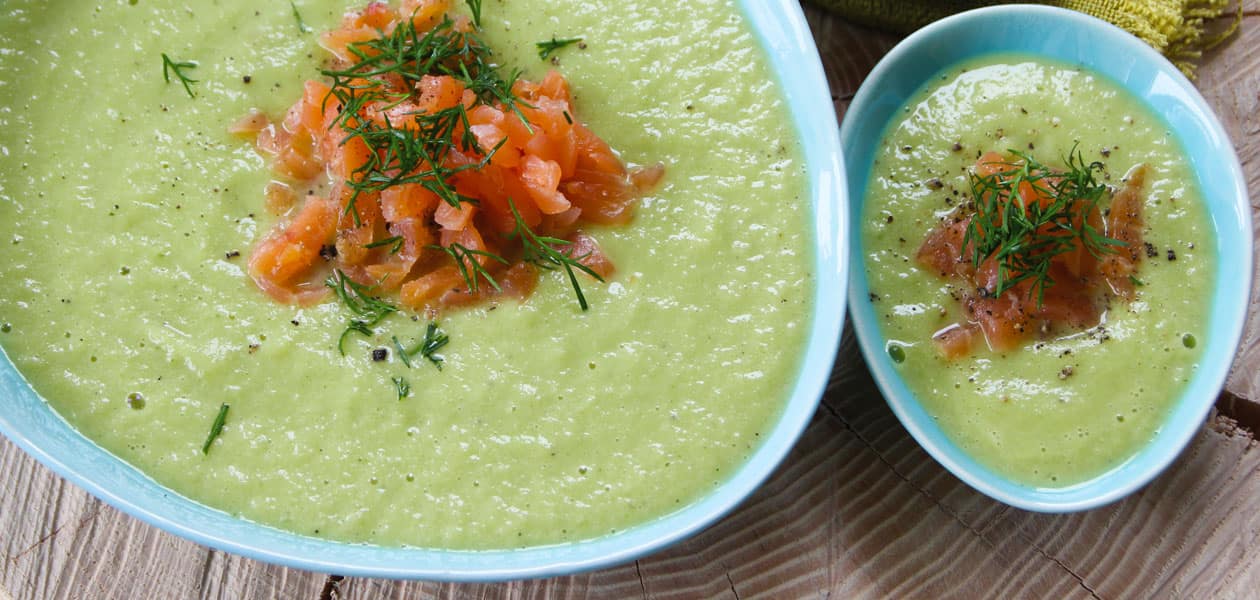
808, 0, 1241, 75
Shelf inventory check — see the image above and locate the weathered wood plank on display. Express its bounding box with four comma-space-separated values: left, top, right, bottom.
1200, 6, 1260, 409
3, 3, 1259, 599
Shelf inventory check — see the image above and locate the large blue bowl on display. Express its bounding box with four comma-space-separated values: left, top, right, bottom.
0, 0, 846, 582
841, 5, 1251, 511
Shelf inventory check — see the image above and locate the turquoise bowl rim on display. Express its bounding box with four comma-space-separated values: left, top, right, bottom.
0, 0, 847, 582
840, 5, 1252, 512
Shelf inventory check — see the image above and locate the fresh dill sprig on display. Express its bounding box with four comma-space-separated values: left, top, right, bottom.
290, 0, 313, 33
393, 322, 450, 369
365, 235, 404, 254
319, 17, 528, 220
431, 243, 508, 293
338, 320, 374, 355
326, 269, 399, 354
306, 6, 608, 319
961, 146, 1122, 306
326, 269, 398, 322
419, 321, 450, 368
201, 403, 230, 455
535, 36, 583, 60
161, 53, 198, 98
507, 199, 603, 311
392, 376, 411, 401
392, 335, 414, 368
464, 0, 483, 29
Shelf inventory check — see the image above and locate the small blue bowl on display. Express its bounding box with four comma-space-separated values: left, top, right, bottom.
0, 0, 846, 581
840, 5, 1251, 511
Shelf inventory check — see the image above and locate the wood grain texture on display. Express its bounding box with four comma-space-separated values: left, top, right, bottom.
3, 3, 1259, 599
1204, 6, 1260, 410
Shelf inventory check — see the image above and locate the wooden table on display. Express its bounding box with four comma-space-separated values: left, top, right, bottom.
3, 4, 1258, 599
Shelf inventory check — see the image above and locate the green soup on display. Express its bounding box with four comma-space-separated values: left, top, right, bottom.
861, 55, 1213, 488
0, 0, 812, 548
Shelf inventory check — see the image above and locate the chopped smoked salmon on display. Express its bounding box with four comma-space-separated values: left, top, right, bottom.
235, 0, 663, 313
917, 151, 1147, 357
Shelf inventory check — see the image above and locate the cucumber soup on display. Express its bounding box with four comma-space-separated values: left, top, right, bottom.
0, 0, 812, 548
861, 55, 1213, 488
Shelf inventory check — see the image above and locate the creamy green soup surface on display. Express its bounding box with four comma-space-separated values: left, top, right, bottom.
862, 55, 1213, 488
0, 0, 812, 548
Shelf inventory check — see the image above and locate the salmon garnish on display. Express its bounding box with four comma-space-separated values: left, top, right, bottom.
916, 149, 1144, 357
1100, 164, 1148, 299
228, 110, 270, 138
235, 0, 663, 316
932, 323, 981, 360
247, 195, 340, 305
